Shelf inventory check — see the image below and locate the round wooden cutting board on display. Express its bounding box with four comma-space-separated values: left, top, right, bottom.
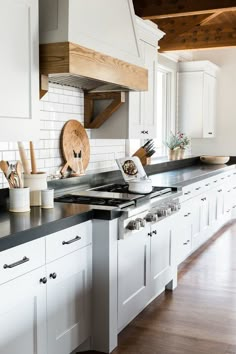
61, 120, 90, 173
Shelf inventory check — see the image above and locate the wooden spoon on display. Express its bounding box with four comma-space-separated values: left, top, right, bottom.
0, 160, 9, 177
16, 161, 23, 188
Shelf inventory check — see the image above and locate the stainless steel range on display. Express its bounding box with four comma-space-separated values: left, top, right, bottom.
55, 183, 181, 239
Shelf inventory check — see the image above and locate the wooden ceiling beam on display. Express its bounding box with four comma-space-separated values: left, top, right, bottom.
133, 0, 236, 19
159, 24, 236, 51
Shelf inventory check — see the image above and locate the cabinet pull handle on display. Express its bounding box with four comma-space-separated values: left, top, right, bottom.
218, 189, 222, 192
49, 272, 57, 280
184, 214, 189, 217
3, 256, 29, 269
221, 177, 225, 180
195, 187, 201, 190
205, 183, 210, 186
184, 191, 191, 195
214, 180, 217, 183
145, 130, 149, 134
141, 130, 145, 134
208, 132, 213, 135
152, 230, 157, 235
40, 277, 47, 284
148, 232, 152, 237
183, 242, 188, 245
62, 235, 81, 245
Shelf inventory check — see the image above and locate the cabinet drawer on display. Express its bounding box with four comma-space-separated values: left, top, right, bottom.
0, 238, 45, 285
46, 221, 92, 263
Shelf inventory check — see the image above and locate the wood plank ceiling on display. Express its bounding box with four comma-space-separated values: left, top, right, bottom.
133, 0, 236, 51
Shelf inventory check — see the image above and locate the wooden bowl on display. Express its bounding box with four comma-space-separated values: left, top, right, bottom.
200, 156, 230, 165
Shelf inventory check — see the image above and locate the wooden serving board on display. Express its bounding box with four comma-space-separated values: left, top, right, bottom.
61, 120, 90, 174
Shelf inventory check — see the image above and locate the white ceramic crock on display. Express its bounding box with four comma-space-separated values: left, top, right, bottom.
24, 172, 47, 206
9, 187, 30, 212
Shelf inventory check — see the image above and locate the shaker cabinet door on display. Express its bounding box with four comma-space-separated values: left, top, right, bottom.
0, 267, 47, 354
46, 246, 92, 354
0, 0, 39, 141
118, 228, 150, 330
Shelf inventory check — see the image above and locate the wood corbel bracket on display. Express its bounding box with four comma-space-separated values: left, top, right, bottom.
40, 74, 49, 99
84, 92, 126, 129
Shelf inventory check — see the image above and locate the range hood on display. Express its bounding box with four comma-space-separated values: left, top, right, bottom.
39, 0, 148, 93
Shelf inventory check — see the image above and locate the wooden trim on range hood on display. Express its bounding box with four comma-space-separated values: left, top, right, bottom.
40, 42, 148, 93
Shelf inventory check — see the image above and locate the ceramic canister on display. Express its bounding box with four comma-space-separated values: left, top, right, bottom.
24, 172, 47, 206
9, 187, 30, 213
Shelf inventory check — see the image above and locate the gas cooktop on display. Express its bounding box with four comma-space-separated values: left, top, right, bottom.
54, 183, 173, 208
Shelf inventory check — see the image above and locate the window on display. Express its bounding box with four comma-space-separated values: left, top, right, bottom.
155, 64, 175, 157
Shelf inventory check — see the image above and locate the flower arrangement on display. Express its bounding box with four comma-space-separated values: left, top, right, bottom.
164, 132, 191, 160
177, 132, 191, 150
164, 131, 180, 150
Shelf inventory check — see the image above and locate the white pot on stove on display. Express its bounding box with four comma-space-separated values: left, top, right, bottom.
128, 178, 152, 194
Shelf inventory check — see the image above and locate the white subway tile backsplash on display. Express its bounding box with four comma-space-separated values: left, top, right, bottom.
0, 83, 126, 188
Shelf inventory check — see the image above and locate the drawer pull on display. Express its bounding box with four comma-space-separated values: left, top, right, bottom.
214, 180, 217, 183
205, 183, 210, 187
40, 277, 47, 284
152, 230, 157, 235
62, 235, 81, 245
49, 272, 57, 280
3, 256, 29, 269
184, 191, 191, 195
218, 189, 222, 193
195, 187, 201, 190
183, 242, 188, 245
208, 132, 213, 135
148, 232, 152, 237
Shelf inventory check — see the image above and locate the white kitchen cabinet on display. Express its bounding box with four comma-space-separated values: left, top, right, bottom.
178, 61, 219, 139
0, 0, 39, 141
118, 226, 150, 330
47, 245, 92, 354
150, 217, 173, 298
90, 18, 164, 139
175, 201, 193, 265
0, 267, 47, 354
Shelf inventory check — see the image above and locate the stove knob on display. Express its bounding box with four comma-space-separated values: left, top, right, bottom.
126, 220, 140, 231
145, 213, 157, 222
136, 218, 146, 227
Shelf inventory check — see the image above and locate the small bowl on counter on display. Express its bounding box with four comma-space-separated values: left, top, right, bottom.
200, 156, 230, 165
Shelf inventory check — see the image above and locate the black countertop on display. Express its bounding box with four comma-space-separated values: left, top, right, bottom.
0, 202, 121, 252
0, 162, 235, 253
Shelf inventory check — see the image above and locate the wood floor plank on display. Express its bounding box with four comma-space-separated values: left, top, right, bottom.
80, 221, 236, 354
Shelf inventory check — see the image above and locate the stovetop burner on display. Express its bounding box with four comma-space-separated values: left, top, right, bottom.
54, 194, 135, 208
93, 183, 171, 196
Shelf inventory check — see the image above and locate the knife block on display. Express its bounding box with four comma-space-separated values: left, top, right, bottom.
132, 148, 151, 166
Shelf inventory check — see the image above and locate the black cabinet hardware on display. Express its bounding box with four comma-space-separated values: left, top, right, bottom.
141, 130, 149, 134
49, 272, 57, 279
201, 197, 207, 201
152, 230, 157, 235
40, 277, 47, 284
3, 256, 29, 269
218, 189, 222, 192
148, 232, 152, 237
205, 183, 210, 186
195, 187, 201, 190
208, 132, 213, 135
62, 235, 81, 245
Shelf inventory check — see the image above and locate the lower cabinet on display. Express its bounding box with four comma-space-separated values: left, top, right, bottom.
118, 226, 150, 330
118, 215, 177, 330
150, 217, 172, 298
0, 221, 92, 354
175, 201, 192, 265
0, 267, 47, 354
47, 245, 92, 354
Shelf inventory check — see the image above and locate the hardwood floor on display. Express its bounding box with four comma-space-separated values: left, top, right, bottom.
83, 221, 236, 354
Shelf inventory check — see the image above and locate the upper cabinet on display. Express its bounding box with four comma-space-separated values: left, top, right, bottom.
89, 18, 165, 139
0, 0, 39, 141
178, 60, 219, 139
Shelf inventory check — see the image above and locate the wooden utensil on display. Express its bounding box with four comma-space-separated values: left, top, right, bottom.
18, 142, 30, 174
16, 161, 23, 188
0, 160, 9, 177
61, 120, 90, 175
30, 141, 37, 174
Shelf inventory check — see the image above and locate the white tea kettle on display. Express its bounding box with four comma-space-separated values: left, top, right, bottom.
116, 157, 153, 194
